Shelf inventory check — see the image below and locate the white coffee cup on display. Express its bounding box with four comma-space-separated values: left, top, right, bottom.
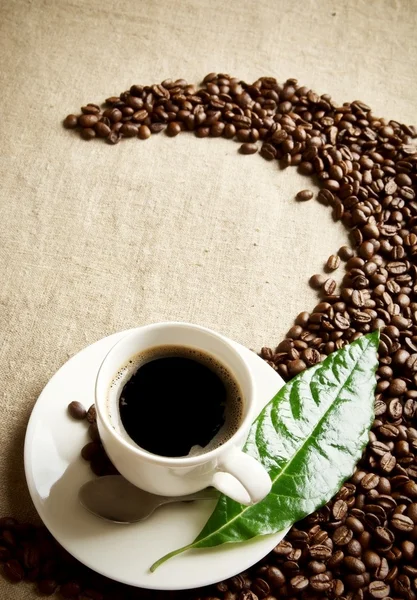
95, 322, 272, 506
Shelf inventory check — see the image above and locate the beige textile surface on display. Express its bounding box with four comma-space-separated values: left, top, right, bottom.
0, 0, 416, 595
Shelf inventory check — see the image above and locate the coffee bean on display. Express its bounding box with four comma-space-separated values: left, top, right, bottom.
323, 278, 337, 295
273, 540, 293, 555
368, 581, 390, 598
150, 123, 166, 134
38, 578, 58, 595
88, 423, 100, 442
3, 559, 24, 582
332, 499, 348, 520
138, 125, 151, 140
107, 131, 121, 145
23, 544, 39, 569
309, 544, 332, 560
296, 190, 313, 201
251, 578, 270, 598
361, 473, 380, 490
346, 539, 362, 557
363, 550, 381, 570
339, 245, 354, 260
166, 122, 182, 137
344, 574, 365, 590
80, 127, 96, 140
288, 574, 308, 591
86, 405, 96, 423
333, 526, 353, 546
95, 122, 111, 138
266, 566, 285, 588
307, 560, 326, 574
326, 254, 341, 271
239, 143, 258, 155
345, 516, 364, 535
391, 513, 414, 532
67, 401, 86, 420
120, 123, 138, 138
407, 503, 417, 523
344, 556, 366, 574
78, 114, 99, 128
63, 114, 78, 129
309, 274, 326, 289
310, 573, 332, 591
81, 442, 101, 461
374, 526, 395, 545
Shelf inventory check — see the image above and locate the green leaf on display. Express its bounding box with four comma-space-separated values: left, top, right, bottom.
151, 331, 379, 571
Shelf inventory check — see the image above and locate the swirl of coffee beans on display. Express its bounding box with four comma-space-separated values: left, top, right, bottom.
1, 74, 416, 600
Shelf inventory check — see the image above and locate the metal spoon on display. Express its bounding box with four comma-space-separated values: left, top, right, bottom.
79, 475, 219, 524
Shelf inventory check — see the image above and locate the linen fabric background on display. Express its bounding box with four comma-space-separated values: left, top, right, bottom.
0, 0, 416, 596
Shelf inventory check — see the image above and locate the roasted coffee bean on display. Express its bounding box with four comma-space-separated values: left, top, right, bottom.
164, 121, 181, 136
95, 122, 111, 138
309, 544, 332, 560
251, 578, 270, 598
273, 540, 293, 555
296, 190, 313, 201
86, 405, 96, 423
67, 401, 86, 420
78, 114, 99, 128
326, 254, 341, 271
309, 274, 326, 289
63, 114, 78, 129
333, 526, 353, 546
363, 550, 381, 570
323, 278, 337, 295
407, 503, 417, 523
80, 127, 96, 140
344, 574, 365, 590
332, 499, 348, 520
344, 556, 366, 574
345, 516, 364, 535
239, 143, 258, 155
88, 422, 100, 442
107, 131, 121, 145
138, 125, 151, 140
3, 559, 24, 582
290, 575, 309, 591
346, 539, 362, 558
23, 544, 39, 569
266, 566, 285, 588
339, 245, 354, 260
81, 442, 101, 461
361, 473, 380, 490
374, 526, 395, 545
120, 123, 138, 137
368, 581, 390, 598
391, 513, 414, 532
37, 577, 58, 595
310, 573, 332, 591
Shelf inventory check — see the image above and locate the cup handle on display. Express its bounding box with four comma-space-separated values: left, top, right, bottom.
211, 448, 272, 505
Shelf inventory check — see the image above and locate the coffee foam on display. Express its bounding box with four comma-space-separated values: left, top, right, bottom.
107, 345, 243, 457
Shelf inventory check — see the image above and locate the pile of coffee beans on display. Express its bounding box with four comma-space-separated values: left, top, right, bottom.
1, 74, 416, 598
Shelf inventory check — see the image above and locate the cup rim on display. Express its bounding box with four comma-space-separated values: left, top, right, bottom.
95, 322, 256, 467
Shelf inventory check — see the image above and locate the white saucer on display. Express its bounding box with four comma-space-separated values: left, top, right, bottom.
24, 330, 288, 590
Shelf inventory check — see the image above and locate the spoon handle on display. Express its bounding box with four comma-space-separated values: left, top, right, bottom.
158, 488, 219, 505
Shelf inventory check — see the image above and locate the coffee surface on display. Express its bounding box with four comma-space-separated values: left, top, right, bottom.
118, 346, 242, 457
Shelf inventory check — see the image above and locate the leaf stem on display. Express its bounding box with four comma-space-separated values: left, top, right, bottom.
150, 543, 194, 572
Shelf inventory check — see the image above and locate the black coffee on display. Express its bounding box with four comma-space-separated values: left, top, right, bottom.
118, 346, 242, 457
